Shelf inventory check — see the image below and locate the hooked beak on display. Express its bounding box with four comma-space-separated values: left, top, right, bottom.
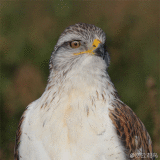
93, 43, 106, 59
73, 39, 107, 60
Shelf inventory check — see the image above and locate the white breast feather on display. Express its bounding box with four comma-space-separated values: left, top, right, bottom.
18, 55, 127, 160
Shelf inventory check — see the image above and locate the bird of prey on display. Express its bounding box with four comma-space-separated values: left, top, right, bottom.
14, 23, 155, 160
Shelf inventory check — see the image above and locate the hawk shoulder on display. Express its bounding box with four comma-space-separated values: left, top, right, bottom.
109, 99, 154, 160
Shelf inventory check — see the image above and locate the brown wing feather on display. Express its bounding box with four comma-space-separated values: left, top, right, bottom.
109, 99, 154, 160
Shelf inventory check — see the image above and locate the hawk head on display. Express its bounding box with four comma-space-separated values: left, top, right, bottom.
49, 23, 110, 74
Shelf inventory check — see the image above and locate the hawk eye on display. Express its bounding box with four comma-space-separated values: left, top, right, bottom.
70, 41, 81, 48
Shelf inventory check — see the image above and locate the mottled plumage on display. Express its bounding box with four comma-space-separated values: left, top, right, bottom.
14, 23, 155, 160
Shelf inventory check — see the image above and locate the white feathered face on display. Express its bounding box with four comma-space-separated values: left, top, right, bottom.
50, 23, 110, 73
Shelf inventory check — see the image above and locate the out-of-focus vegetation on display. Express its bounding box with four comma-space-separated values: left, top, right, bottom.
0, 1, 159, 159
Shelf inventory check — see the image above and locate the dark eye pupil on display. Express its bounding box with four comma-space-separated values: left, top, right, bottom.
70, 41, 80, 48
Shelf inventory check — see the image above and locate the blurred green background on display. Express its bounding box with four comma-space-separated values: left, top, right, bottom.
0, 1, 160, 159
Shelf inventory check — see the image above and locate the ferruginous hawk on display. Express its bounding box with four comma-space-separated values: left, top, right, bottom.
14, 23, 155, 160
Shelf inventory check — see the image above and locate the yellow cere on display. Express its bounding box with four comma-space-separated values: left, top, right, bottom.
74, 39, 101, 55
